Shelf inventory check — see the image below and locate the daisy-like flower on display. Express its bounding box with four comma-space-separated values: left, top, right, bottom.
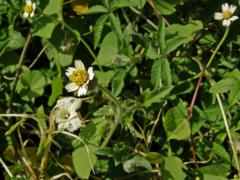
214, 3, 238, 26
23, 0, 36, 18
65, 60, 94, 96
55, 97, 83, 132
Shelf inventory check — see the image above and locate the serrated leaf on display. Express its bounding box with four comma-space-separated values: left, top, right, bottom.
165, 20, 203, 54
142, 86, 173, 107
157, 20, 166, 56
209, 78, 237, 93
109, 13, 123, 40
163, 102, 190, 140
154, 0, 176, 15
151, 60, 162, 88
94, 14, 108, 49
111, 69, 126, 97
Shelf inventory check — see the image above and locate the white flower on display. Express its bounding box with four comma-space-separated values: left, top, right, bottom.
55, 97, 83, 132
65, 60, 94, 96
57, 111, 84, 132
23, 0, 36, 18
214, 3, 238, 26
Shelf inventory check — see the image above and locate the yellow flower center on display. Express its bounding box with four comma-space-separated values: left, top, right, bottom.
223, 10, 232, 19
24, 4, 33, 14
69, 69, 89, 86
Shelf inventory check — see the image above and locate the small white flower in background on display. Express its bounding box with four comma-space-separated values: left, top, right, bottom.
23, 0, 36, 18
65, 60, 94, 96
214, 3, 238, 26
55, 97, 83, 132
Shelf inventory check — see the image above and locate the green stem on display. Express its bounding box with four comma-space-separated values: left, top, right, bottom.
215, 93, 240, 177
206, 27, 229, 68
98, 85, 122, 148
60, 21, 103, 71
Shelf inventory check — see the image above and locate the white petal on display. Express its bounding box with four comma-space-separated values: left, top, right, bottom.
223, 19, 231, 26
68, 99, 82, 113
229, 5, 237, 13
65, 67, 75, 77
30, 11, 34, 17
32, 3, 36, 10
214, 12, 223, 20
78, 86, 88, 96
87, 67, 94, 80
23, 12, 29, 17
222, 3, 229, 12
65, 117, 81, 132
26, 0, 32, 6
230, 16, 239, 21
65, 83, 79, 92
75, 60, 85, 70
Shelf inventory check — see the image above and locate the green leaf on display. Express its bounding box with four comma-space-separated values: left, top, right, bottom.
128, 0, 146, 9
16, 70, 47, 101
210, 69, 240, 105
212, 142, 230, 163
72, 118, 108, 179
154, 0, 176, 15
72, 144, 97, 179
32, 0, 63, 38
32, 15, 58, 39
161, 156, 186, 180
142, 86, 173, 107
111, 69, 127, 97
163, 101, 190, 140
0, 27, 25, 56
157, 20, 166, 56
48, 76, 63, 106
203, 174, 227, 180
87, 5, 109, 14
166, 36, 191, 54
197, 163, 230, 176
94, 14, 108, 49
144, 152, 164, 164
95, 70, 115, 86
123, 156, 152, 173
42, 25, 78, 66
93, 105, 115, 116
209, 78, 237, 93
165, 20, 203, 54
109, 13, 123, 40
111, 0, 136, 10
97, 32, 118, 66
151, 60, 162, 88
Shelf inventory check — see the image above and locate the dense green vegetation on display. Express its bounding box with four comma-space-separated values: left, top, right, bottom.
1, 0, 240, 179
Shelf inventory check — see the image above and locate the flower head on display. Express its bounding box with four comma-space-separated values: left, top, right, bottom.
23, 0, 36, 18
65, 60, 94, 96
55, 97, 83, 132
214, 3, 238, 26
